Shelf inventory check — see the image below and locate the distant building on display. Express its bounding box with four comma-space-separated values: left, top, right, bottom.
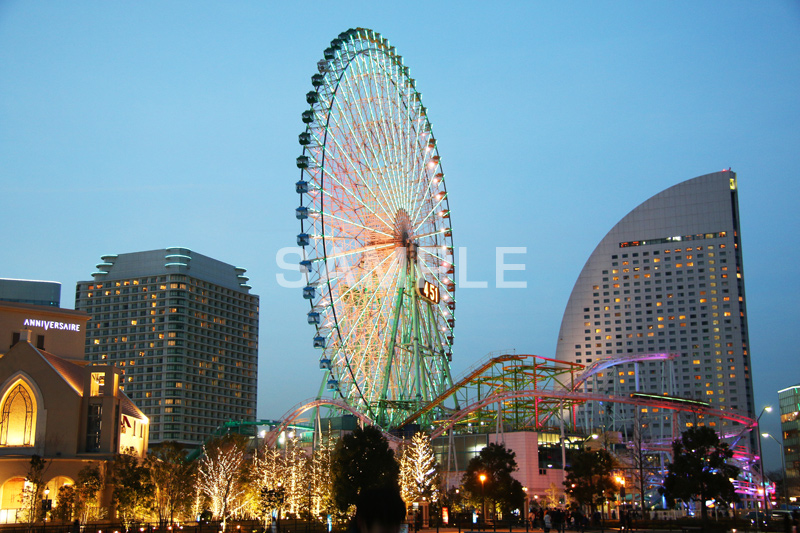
0, 330, 148, 523
0, 279, 60, 307
75, 248, 259, 446
555, 170, 755, 439
778, 384, 800, 498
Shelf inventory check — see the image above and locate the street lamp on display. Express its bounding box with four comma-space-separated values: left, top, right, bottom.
43, 487, 50, 529
614, 476, 626, 519
479, 473, 487, 527
756, 406, 772, 520
762, 432, 789, 509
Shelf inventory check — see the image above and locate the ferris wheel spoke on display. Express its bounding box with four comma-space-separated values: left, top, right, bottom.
333, 255, 399, 350
410, 172, 446, 230
352, 270, 402, 401
398, 92, 425, 214
333, 59, 403, 219
317, 158, 395, 232
311, 242, 394, 263
323, 76, 400, 224
416, 245, 451, 264
409, 157, 440, 226
319, 131, 396, 230
327, 248, 398, 309
349, 51, 406, 217
403, 113, 429, 212
366, 51, 408, 215
382, 63, 423, 215
333, 259, 401, 395
317, 210, 394, 239
374, 50, 418, 219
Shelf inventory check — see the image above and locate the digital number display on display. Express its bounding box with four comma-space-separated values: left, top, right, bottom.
417, 279, 440, 304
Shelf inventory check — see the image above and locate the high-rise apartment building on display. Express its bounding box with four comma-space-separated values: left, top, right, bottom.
75, 248, 258, 445
555, 170, 755, 439
778, 384, 800, 498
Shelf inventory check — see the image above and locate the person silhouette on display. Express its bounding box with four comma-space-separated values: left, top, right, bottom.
349, 487, 407, 533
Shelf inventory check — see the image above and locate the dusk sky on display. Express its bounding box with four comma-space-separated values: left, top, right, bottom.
2, 2, 798, 470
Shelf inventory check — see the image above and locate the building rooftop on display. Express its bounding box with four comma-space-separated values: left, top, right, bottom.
84, 247, 253, 293
0, 278, 61, 307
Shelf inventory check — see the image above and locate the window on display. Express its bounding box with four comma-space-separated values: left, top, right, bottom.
0, 381, 37, 446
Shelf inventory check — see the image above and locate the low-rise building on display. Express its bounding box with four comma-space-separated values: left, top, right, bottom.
0, 326, 148, 523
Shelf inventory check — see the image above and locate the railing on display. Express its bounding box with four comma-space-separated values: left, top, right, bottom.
0, 519, 341, 533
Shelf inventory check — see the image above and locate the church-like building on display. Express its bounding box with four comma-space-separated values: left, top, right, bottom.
0, 301, 148, 523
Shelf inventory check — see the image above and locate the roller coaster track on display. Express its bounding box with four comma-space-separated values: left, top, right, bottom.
259, 351, 755, 450
263, 397, 402, 447
427, 388, 756, 440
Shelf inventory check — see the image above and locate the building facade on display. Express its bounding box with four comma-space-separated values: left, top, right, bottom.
778, 384, 800, 498
555, 170, 755, 440
0, 330, 148, 523
1, 301, 88, 360
0, 279, 61, 307
74, 248, 259, 446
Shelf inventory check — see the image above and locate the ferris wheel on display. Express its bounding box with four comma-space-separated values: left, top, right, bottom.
295, 28, 456, 428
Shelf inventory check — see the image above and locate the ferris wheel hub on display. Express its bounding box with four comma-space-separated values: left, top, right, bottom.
394, 209, 414, 250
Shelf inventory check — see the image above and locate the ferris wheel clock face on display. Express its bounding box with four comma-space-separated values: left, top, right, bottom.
295, 28, 456, 427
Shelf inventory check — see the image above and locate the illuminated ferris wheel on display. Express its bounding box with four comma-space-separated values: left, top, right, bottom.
295, 28, 456, 428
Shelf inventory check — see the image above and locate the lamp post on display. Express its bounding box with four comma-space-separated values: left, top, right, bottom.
762, 432, 789, 509
614, 475, 625, 521
755, 406, 772, 531
43, 487, 50, 530
479, 473, 487, 529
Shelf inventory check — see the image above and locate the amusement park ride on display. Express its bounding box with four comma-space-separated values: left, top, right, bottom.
236, 27, 766, 506
287, 25, 757, 441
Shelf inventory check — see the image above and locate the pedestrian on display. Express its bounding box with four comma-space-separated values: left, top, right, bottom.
347, 486, 407, 533
543, 511, 552, 533
573, 510, 585, 533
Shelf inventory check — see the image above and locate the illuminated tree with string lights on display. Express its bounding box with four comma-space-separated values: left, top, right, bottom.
196, 436, 249, 530
251, 444, 284, 525
400, 432, 440, 504
309, 434, 336, 518
283, 435, 310, 516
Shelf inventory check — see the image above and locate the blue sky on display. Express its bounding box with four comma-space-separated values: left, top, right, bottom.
1, 1, 798, 469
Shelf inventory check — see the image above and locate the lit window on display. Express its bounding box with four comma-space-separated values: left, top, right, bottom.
0, 381, 37, 446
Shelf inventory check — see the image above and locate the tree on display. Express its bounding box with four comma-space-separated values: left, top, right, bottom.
461, 443, 525, 519
196, 435, 249, 530
283, 435, 310, 517
309, 433, 336, 519
51, 484, 76, 522
112, 447, 153, 529
21, 455, 49, 527
629, 414, 654, 513
331, 425, 399, 512
545, 482, 561, 508
399, 432, 440, 504
75, 464, 104, 524
145, 442, 195, 526
251, 443, 284, 526
660, 426, 739, 524
564, 448, 616, 512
